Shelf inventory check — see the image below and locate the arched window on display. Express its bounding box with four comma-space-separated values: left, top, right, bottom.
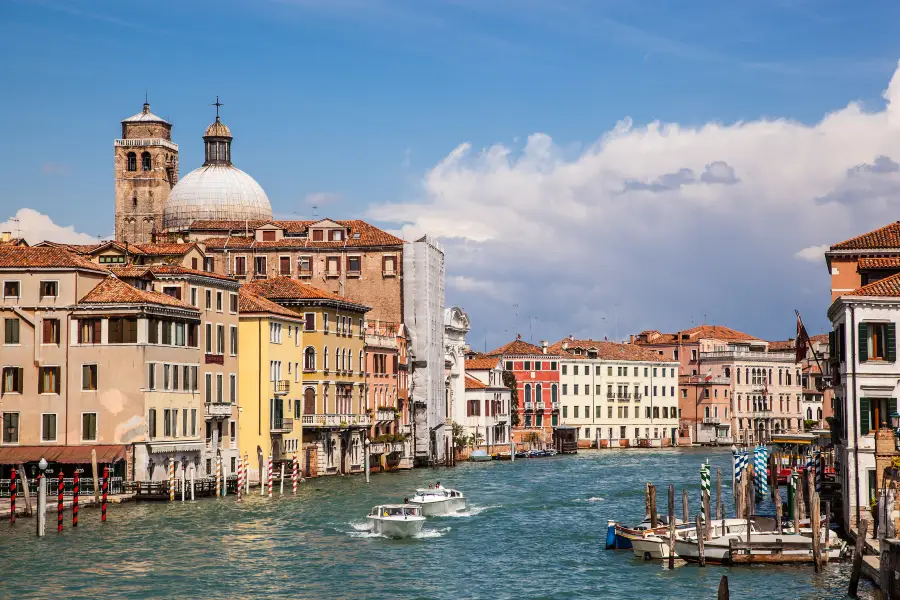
524, 384, 532, 404
769, 368, 773, 384
535, 384, 542, 404
335, 347, 339, 371
704, 406, 710, 418
745, 368, 749, 384
303, 387, 315, 415
796, 370, 801, 384
551, 384, 558, 403
349, 351, 353, 372
779, 370, 783, 385
807, 407, 812, 420
141, 151, 151, 171
126, 152, 137, 171
737, 369, 741, 384
304, 347, 316, 371
780, 397, 784, 412
359, 350, 364, 373
737, 394, 742, 411
323, 346, 329, 370
817, 408, 822, 420
724, 367, 731, 378
132, 197, 138, 208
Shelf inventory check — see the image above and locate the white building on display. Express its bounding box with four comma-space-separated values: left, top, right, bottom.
829, 274, 900, 530
550, 338, 680, 447
444, 307, 470, 432
463, 356, 511, 447
403, 236, 447, 465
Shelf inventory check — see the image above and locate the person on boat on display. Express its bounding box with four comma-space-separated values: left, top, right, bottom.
404, 497, 409, 504
436, 481, 443, 489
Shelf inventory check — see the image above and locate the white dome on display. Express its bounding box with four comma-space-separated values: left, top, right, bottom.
163, 165, 273, 230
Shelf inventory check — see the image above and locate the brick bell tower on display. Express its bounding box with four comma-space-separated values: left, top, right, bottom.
114, 100, 179, 244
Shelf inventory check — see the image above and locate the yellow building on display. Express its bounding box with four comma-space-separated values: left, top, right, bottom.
243, 277, 371, 476
237, 289, 306, 484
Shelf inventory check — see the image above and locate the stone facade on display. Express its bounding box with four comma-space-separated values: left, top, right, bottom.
114, 104, 179, 244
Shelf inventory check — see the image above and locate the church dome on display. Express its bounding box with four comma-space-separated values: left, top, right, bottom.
163, 165, 272, 230
162, 107, 272, 231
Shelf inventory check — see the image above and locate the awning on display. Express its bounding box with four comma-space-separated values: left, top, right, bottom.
149, 442, 203, 454
0, 444, 127, 465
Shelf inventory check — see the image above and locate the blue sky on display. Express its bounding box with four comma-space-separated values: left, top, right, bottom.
3, 0, 900, 346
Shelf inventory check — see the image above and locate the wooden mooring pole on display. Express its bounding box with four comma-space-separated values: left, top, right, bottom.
696, 514, 706, 567
649, 483, 658, 529
715, 469, 723, 521
717, 575, 730, 600
668, 484, 676, 569
775, 481, 783, 535
682, 489, 689, 524
848, 519, 869, 598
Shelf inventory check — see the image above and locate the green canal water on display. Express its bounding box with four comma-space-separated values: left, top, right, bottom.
1, 448, 876, 599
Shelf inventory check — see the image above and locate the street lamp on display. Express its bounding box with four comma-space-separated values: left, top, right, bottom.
38, 457, 48, 472
5, 421, 15, 440
891, 411, 900, 431
364, 437, 371, 484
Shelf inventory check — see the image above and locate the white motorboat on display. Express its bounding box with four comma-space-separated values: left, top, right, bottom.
366, 504, 426, 538
408, 487, 468, 516
632, 518, 753, 560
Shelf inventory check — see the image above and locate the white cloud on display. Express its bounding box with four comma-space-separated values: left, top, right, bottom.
371, 59, 900, 344
0, 208, 99, 244
794, 244, 830, 263
303, 192, 341, 207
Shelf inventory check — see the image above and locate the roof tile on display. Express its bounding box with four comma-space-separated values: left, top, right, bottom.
548, 339, 674, 363
0, 246, 107, 272
845, 271, 900, 297
194, 219, 404, 248
79, 276, 197, 310
831, 221, 900, 251
238, 289, 303, 319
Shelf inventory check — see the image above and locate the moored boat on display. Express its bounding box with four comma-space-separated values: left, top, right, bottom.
675, 530, 847, 564
470, 450, 492, 462
633, 519, 756, 560
606, 516, 683, 550
366, 504, 426, 538
408, 487, 468, 516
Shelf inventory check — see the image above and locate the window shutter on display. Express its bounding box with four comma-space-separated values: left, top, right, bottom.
93, 320, 102, 344
829, 331, 836, 357
890, 398, 898, 420
858, 323, 868, 362
888, 323, 897, 362
860, 397, 871, 435
43, 319, 51, 343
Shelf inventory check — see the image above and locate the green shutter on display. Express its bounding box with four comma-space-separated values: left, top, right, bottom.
888, 323, 897, 362
860, 397, 871, 435
859, 323, 869, 362
890, 398, 898, 420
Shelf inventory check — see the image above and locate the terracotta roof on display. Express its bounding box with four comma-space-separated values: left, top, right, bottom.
108, 265, 155, 279
549, 338, 673, 363
0, 237, 28, 247
844, 272, 900, 297
132, 243, 198, 256
809, 333, 828, 344
243, 276, 370, 311
831, 221, 900, 251
635, 324, 759, 344
768, 340, 795, 351
0, 246, 108, 272
464, 375, 488, 390
858, 257, 900, 270
193, 219, 404, 248
465, 355, 501, 371
79, 276, 197, 310
144, 264, 236, 282
487, 337, 565, 357
238, 289, 303, 319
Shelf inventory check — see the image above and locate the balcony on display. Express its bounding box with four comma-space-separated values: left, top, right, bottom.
368, 442, 388, 455
617, 393, 631, 403
702, 417, 721, 425
634, 392, 643, 401
205, 402, 232, 417
375, 408, 397, 422
270, 416, 293, 433
551, 401, 560, 411
391, 442, 406, 454
524, 401, 535, 411
607, 393, 616, 399
700, 350, 794, 362
300, 414, 372, 428
274, 380, 290, 395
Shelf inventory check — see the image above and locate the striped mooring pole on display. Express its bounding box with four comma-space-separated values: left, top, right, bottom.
267, 455, 273, 499
101, 466, 108, 522
244, 454, 250, 496
9, 466, 16, 524
756, 447, 769, 501
215, 457, 221, 498
168, 462, 175, 502
292, 453, 299, 495
57, 470, 64, 533
237, 457, 243, 502
814, 451, 822, 493
73, 471, 79, 527
700, 463, 710, 524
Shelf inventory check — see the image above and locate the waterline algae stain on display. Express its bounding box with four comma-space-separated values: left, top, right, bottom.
1, 449, 874, 599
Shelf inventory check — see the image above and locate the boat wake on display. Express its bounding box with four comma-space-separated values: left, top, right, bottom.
576, 496, 604, 503
345, 522, 450, 540
442, 504, 499, 518
415, 527, 450, 539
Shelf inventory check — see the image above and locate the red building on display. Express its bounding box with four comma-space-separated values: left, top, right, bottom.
487, 335, 563, 434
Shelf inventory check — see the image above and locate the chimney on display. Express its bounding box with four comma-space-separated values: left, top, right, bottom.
516, 333, 521, 341
568, 334, 574, 341
1, 232, 10, 242
562, 340, 568, 350
541, 340, 548, 354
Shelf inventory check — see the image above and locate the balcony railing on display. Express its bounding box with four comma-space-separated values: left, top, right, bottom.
368, 442, 387, 455
274, 380, 290, 395
524, 401, 535, 411
270, 416, 293, 433
634, 392, 643, 400
551, 401, 560, 411
375, 408, 397, 422
702, 417, 721, 425
700, 350, 795, 362
205, 402, 232, 417
607, 393, 616, 399
300, 414, 372, 427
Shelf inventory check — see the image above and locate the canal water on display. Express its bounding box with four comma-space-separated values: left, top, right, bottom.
1, 448, 876, 599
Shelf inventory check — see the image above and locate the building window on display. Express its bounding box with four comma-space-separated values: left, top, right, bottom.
205, 373, 212, 403
304, 347, 316, 371
2, 367, 23, 394
562, 384, 568, 395
148, 408, 157, 439
230, 326, 238, 355
41, 414, 57, 442
326, 256, 340, 276
82, 413, 98, 441
230, 374, 237, 404
108, 317, 138, 343
217, 324, 225, 354
126, 152, 137, 171
304, 313, 315, 332
347, 256, 361, 274
141, 151, 152, 171
255, 256, 267, 276
230, 293, 238, 314
860, 322, 895, 362
383, 255, 397, 276
39, 280, 58, 298
82, 365, 98, 391
38, 367, 60, 394
2, 412, 19, 443
234, 256, 246, 276
4, 318, 19, 344
297, 256, 312, 275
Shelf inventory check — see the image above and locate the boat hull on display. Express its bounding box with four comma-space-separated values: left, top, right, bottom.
631, 536, 672, 559
411, 496, 468, 516
674, 533, 845, 564
366, 516, 425, 538
470, 455, 493, 462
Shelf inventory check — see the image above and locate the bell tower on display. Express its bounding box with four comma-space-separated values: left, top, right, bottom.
114, 101, 179, 244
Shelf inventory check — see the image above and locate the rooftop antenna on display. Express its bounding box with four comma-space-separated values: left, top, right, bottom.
10, 218, 20, 238
211, 96, 224, 121
312, 204, 319, 219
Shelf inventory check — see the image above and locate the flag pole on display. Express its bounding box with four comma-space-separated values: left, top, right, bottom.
795, 310, 827, 384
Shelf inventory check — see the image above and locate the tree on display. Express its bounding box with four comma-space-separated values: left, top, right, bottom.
503, 370, 520, 428
451, 421, 469, 451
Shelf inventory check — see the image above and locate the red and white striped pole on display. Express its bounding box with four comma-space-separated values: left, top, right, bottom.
73, 470, 79, 527
267, 455, 273, 499
236, 458, 243, 502
292, 453, 298, 495
168, 462, 175, 502
9, 467, 16, 524
101, 466, 108, 522
57, 469, 64, 533
215, 457, 221, 498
